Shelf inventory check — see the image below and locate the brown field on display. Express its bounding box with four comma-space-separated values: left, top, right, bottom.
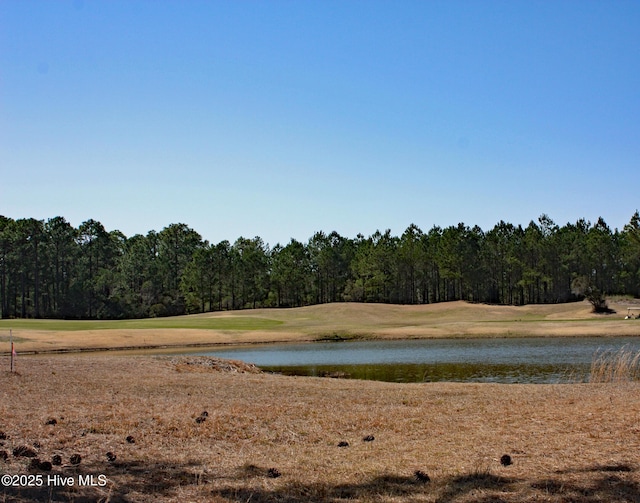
1, 301, 639, 501
1, 354, 639, 502
3, 299, 640, 355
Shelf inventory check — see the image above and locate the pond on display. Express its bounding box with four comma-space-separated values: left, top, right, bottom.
192, 336, 640, 384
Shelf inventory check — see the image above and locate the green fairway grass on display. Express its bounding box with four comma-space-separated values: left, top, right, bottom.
1, 300, 637, 354
0, 316, 284, 332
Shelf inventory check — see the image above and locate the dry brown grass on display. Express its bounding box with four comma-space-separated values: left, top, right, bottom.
589, 347, 640, 383
4, 300, 640, 355
1, 355, 639, 502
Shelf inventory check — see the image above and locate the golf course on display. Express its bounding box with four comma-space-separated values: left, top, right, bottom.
1, 300, 639, 502
2, 299, 640, 354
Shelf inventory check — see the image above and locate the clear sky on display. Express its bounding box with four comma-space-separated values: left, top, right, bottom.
1, 1, 639, 246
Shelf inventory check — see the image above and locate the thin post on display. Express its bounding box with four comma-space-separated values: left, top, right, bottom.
10, 329, 14, 372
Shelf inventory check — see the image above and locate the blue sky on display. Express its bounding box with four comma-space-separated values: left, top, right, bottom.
1, 1, 639, 246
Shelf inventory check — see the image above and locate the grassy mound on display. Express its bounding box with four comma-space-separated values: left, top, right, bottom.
1, 300, 638, 354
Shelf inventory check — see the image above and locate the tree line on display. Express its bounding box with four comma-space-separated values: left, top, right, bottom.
1, 213, 639, 319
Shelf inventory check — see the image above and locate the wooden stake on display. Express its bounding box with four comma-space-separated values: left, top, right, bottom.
10, 329, 14, 372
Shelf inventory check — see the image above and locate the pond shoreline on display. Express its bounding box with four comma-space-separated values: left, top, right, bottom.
189, 336, 640, 384
7, 331, 640, 357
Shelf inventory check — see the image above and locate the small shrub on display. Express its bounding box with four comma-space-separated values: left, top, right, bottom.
570, 278, 615, 313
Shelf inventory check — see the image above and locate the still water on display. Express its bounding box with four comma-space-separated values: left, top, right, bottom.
194, 337, 640, 384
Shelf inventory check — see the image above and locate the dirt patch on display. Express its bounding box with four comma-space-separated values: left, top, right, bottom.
169, 356, 262, 374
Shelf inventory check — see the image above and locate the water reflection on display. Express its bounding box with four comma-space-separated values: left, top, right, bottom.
195, 336, 639, 384
267, 362, 587, 383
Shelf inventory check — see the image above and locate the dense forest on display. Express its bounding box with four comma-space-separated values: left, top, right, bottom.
1, 213, 639, 319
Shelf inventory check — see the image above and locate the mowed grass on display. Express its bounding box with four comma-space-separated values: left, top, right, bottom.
2, 299, 639, 354
0, 316, 283, 332
1, 355, 639, 502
